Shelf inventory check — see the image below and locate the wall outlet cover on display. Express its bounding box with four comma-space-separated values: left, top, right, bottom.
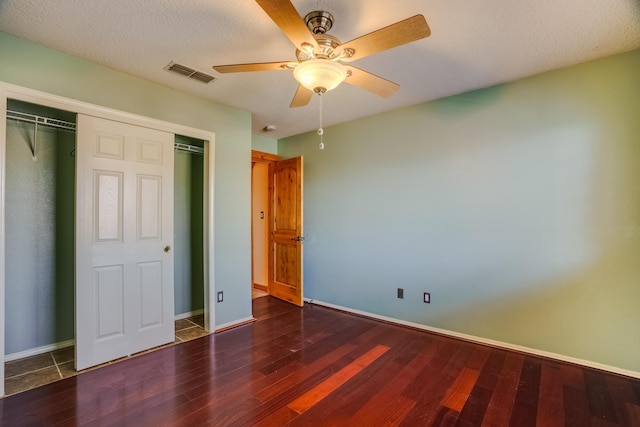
424, 292, 430, 303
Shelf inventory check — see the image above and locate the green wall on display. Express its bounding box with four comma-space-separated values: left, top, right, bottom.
5, 116, 75, 354
174, 136, 205, 316
1, 32, 253, 327
279, 49, 640, 373
251, 134, 278, 154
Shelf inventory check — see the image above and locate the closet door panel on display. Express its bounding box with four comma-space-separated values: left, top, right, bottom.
137, 175, 162, 240
94, 265, 125, 340
76, 114, 174, 371
95, 171, 123, 242
137, 261, 163, 328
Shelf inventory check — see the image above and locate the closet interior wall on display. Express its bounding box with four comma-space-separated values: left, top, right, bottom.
5, 100, 76, 357
173, 135, 205, 317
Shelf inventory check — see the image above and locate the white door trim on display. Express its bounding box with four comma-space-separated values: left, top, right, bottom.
0, 81, 216, 397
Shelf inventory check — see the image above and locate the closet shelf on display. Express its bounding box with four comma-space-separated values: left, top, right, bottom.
175, 142, 204, 155
7, 110, 205, 154
7, 110, 76, 132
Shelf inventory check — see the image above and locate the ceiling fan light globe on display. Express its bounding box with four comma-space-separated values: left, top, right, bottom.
293, 59, 347, 93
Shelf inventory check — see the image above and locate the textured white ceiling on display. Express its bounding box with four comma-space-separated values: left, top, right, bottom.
1, 0, 639, 139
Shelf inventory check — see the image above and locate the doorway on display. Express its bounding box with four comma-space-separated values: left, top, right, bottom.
251, 151, 305, 307
251, 150, 280, 299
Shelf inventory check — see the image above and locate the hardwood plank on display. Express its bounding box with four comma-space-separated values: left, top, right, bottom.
564, 384, 591, 427
441, 367, 480, 412
364, 394, 417, 426
287, 344, 390, 414
632, 381, 640, 404
251, 406, 298, 427
399, 343, 475, 425
172, 345, 359, 425
343, 336, 436, 425
628, 403, 640, 426
456, 384, 493, 426
430, 406, 460, 426
290, 330, 421, 424
584, 369, 620, 424
230, 350, 367, 425
509, 356, 542, 427
475, 348, 507, 391
535, 363, 564, 427
452, 349, 506, 425
255, 343, 358, 403
606, 374, 640, 426
481, 352, 525, 426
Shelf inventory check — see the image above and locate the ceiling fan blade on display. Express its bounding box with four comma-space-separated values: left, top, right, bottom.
213, 61, 293, 73
344, 65, 400, 98
339, 15, 431, 62
290, 84, 314, 108
255, 0, 319, 50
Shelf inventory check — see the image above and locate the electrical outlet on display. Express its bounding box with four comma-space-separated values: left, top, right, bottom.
397, 288, 404, 299
423, 292, 431, 303
217, 291, 223, 303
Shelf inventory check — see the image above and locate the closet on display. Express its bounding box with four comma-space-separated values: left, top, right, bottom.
4, 100, 205, 363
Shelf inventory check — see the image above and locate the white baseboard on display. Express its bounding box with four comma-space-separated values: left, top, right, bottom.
214, 316, 255, 333
175, 308, 204, 320
304, 298, 640, 380
5, 339, 75, 362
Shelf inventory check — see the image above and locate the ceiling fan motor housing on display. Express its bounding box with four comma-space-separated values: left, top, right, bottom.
296, 34, 341, 61
304, 11, 334, 34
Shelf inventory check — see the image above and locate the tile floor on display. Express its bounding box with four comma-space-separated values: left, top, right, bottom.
4, 314, 208, 396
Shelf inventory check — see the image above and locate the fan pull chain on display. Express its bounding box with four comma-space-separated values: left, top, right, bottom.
317, 93, 324, 150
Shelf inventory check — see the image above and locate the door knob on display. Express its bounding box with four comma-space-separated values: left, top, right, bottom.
164, 245, 171, 253
291, 236, 305, 242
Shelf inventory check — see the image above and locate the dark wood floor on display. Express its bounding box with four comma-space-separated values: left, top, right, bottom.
1, 297, 639, 426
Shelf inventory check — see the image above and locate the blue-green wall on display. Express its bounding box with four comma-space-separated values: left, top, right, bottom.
5, 117, 75, 354
251, 134, 278, 154
174, 136, 205, 317
279, 49, 640, 373
1, 32, 252, 329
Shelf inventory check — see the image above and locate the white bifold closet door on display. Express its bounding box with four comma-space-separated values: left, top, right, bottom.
75, 114, 175, 371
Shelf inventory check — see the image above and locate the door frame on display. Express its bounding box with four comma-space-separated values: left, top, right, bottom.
251, 150, 280, 297
0, 82, 217, 397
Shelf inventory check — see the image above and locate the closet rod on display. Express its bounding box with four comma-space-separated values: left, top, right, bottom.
175, 142, 204, 155
7, 110, 205, 154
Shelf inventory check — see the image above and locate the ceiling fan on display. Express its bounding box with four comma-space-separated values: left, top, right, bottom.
212, 0, 431, 108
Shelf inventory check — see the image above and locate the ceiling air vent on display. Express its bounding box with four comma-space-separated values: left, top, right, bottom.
164, 61, 215, 84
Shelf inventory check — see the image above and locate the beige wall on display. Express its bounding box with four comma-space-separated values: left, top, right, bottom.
252, 162, 269, 287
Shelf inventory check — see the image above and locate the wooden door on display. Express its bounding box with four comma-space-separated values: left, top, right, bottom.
75, 114, 175, 370
269, 156, 304, 306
